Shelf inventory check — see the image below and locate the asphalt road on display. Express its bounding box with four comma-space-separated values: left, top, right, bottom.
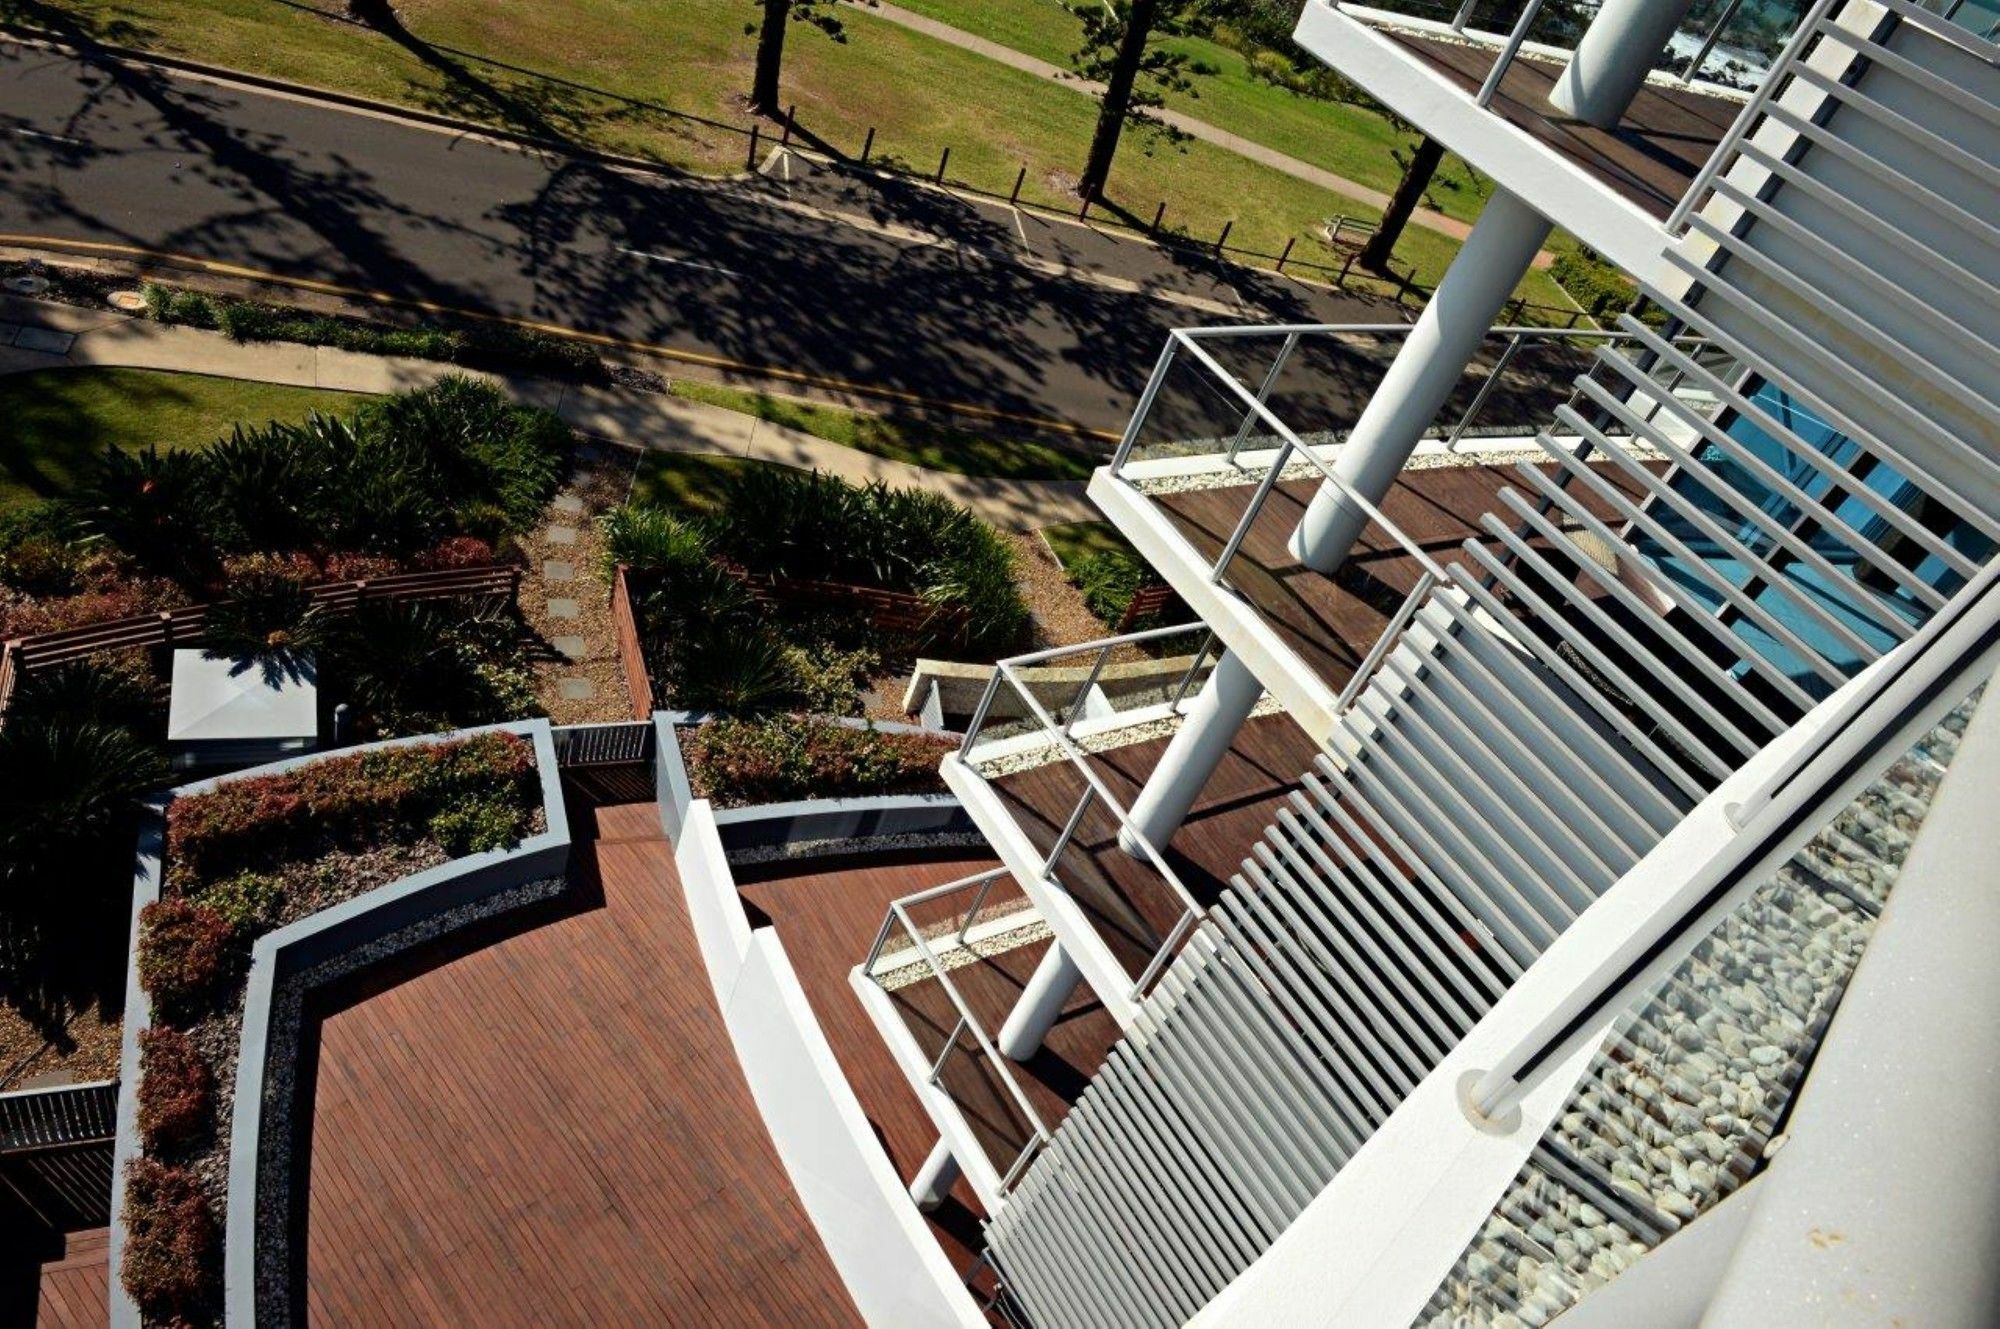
0, 38, 1424, 442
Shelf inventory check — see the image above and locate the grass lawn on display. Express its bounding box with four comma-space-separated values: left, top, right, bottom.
669, 380, 1095, 481
886, 0, 1496, 223
0, 367, 360, 510
628, 451, 783, 516
21, 0, 1575, 309
1040, 519, 1137, 571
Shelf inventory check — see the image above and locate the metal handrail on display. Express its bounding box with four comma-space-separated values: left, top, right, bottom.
864, 868, 1056, 1189
1470, 559, 2000, 1117
958, 622, 1224, 999
1477, 0, 1548, 106
1109, 322, 1714, 595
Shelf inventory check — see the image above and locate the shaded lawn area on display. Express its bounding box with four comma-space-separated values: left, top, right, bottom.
1040, 519, 1137, 571
0, 367, 361, 509
19, 0, 1577, 309
628, 451, 781, 516
669, 380, 1096, 481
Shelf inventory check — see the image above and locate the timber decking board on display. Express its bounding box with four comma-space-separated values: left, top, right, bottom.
733, 853, 1114, 1287
1383, 31, 1741, 219
990, 714, 1323, 981
27, 1226, 108, 1329
1153, 465, 1650, 699
301, 803, 859, 1328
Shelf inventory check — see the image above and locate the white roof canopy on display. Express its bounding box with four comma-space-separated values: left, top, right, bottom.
167, 649, 319, 744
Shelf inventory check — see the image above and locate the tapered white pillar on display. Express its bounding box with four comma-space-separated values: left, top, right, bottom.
997, 942, 1082, 1060
1549, 0, 1698, 127
1288, 187, 1553, 574
908, 1137, 961, 1211
1118, 649, 1263, 857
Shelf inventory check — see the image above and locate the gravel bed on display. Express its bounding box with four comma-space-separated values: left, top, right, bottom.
724, 829, 989, 867
524, 446, 642, 724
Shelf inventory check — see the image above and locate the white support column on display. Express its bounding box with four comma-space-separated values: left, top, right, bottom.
908, 1137, 962, 1212
1118, 649, 1264, 856
1288, 187, 1553, 574
1548, 0, 1698, 127
997, 941, 1083, 1060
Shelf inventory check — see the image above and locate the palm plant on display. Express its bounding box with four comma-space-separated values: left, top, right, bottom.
201, 564, 332, 663
79, 445, 217, 585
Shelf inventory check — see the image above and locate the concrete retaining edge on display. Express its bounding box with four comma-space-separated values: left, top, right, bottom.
109, 720, 568, 1327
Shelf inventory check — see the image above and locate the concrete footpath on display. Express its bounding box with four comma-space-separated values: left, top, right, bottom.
0, 295, 1099, 532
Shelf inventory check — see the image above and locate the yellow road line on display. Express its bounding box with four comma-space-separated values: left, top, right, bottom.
0, 232, 1124, 443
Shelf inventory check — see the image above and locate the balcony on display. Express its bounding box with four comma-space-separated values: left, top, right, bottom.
851, 869, 1121, 1208
1089, 321, 1723, 739
1293, 1, 1766, 276
941, 624, 1323, 1022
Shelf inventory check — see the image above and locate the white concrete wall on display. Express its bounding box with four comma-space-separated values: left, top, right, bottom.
674, 803, 986, 1329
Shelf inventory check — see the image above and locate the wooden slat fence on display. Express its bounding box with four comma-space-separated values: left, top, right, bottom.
609, 565, 653, 721
0, 565, 521, 716
753, 576, 969, 637
1115, 583, 1184, 633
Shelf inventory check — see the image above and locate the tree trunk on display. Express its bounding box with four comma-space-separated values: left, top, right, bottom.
1078, 0, 1162, 202
751, 0, 789, 117
1358, 134, 1445, 273
346, 0, 395, 25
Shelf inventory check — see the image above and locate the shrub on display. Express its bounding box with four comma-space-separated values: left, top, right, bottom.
599, 505, 710, 581
664, 629, 797, 713
139, 282, 217, 329
783, 640, 879, 716
324, 599, 540, 738
683, 715, 951, 806
136, 898, 237, 1021
1067, 548, 1174, 630
357, 376, 568, 535
136, 1027, 214, 1153
427, 792, 532, 856
1549, 247, 1656, 324
0, 536, 84, 597
120, 1158, 218, 1316
191, 870, 286, 933
411, 535, 496, 571
0, 573, 184, 638
201, 557, 329, 662
164, 731, 537, 888
698, 470, 1028, 652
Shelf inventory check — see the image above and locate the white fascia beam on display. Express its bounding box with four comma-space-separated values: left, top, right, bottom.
941, 753, 1143, 1031
1293, 0, 1677, 287
848, 966, 1012, 1214
1090, 467, 1345, 747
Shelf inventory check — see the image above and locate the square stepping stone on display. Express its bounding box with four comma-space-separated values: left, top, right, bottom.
545, 525, 578, 546
557, 677, 596, 701
14, 325, 74, 354
552, 494, 586, 515
547, 597, 580, 619
543, 560, 575, 583
553, 634, 588, 661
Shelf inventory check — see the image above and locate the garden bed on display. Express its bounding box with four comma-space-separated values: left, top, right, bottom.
115, 729, 552, 1326
609, 467, 1031, 719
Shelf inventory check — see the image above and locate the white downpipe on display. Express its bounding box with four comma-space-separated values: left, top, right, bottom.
997, 941, 1084, 1060
1549, 0, 1700, 127
1288, 188, 1554, 574
1117, 649, 1264, 855
908, 1137, 962, 1212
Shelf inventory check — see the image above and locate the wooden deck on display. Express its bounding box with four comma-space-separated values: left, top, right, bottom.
301, 799, 859, 1327
991, 713, 1324, 981
737, 853, 1119, 1283
1, 1224, 109, 1328
1155, 464, 1649, 699
1385, 30, 1742, 219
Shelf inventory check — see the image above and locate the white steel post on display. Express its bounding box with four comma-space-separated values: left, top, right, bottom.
1288, 187, 1553, 573
1548, 0, 1699, 127
1118, 649, 1264, 856
997, 941, 1083, 1060
908, 1137, 962, 1211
